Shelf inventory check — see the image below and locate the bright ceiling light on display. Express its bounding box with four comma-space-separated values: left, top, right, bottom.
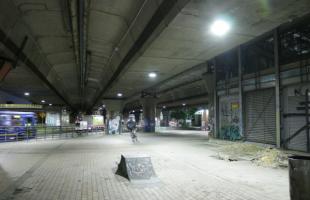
49, 103, 52, 106
41, 100, 45, 103
182, 103, 186, 106
24, 92, 30, 96
148, 72, 157, 78
117, 93, 123, 97
210, 19, 231, 36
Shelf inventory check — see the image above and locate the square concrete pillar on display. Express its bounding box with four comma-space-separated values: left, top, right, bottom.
140, 97, 157, 132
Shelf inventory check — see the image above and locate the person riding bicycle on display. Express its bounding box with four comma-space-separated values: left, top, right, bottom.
127, 116, 138, 142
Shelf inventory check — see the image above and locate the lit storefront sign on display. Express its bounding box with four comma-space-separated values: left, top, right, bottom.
0, 104, 43, 109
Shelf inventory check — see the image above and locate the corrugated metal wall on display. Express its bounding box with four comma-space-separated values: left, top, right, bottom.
282, 85, 308, 152
245, 89, 276, 144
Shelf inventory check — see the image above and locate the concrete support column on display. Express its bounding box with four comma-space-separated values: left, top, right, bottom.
106, 110, 122, 134
141, 97, 157, 132
103, 100, 123, 135
202, 109, 208, 130
202, 63, 216, 136
162, 109, 169, 127
274, 28, 281, 148
156, 108, 161, 128
214, 90, 219, 138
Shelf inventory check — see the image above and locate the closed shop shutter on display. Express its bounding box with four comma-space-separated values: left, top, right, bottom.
245, 89, 276, 144
282, 86, 308, 152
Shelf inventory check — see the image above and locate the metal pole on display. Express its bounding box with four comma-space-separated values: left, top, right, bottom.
306, 89, 310, 153
5, 127, 7, 142
274, 28, 281, 148
214, 58, 219, 138
238, 46, 244, 138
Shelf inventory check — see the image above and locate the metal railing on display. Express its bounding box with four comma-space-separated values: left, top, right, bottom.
0, 125, 104, 142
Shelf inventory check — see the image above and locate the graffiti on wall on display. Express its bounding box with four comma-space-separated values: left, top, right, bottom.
219, 95, 241, 140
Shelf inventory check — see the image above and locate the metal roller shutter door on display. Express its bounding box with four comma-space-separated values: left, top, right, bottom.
282, 89, 308, 152
245, 89, 276, 144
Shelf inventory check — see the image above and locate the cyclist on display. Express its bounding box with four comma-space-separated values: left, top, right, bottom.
127, 115, 138, 142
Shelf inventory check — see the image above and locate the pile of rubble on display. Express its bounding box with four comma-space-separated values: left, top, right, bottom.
253, 148, 288, 168
215, 142, 289, 168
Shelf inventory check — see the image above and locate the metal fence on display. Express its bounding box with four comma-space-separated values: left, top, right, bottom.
0, 125, 104, 142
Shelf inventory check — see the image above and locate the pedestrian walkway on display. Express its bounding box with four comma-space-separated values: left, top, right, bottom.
0, 131, 289, 200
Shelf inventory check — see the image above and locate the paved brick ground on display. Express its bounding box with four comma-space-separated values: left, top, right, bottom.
0, 131, 289, 200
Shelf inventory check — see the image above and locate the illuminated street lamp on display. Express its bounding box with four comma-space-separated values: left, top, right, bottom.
148, 72, 157, 78
210, 19, 231, 36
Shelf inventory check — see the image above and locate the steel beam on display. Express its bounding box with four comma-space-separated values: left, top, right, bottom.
12, 36, 28, 68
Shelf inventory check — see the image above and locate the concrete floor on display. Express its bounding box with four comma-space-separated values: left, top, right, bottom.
0, 131, 289, 200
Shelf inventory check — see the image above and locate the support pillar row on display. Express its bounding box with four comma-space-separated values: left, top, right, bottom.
141, 97, 157, 132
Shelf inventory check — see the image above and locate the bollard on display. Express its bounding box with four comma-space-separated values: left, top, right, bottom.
289, 155, 310, 200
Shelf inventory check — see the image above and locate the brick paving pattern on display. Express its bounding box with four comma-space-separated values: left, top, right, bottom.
0, 131, 289, 200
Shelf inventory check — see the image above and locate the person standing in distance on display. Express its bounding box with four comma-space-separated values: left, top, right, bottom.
127, 115, 138, 143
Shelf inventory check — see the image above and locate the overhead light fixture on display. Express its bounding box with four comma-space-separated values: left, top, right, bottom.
49, 103, 52, 106
24, 92, 30, 96
210, 19, 231, 36
117, 93, 123, 97
182, 103, 186, 106
148, 72, 157, 78
41, 100, 45, 103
